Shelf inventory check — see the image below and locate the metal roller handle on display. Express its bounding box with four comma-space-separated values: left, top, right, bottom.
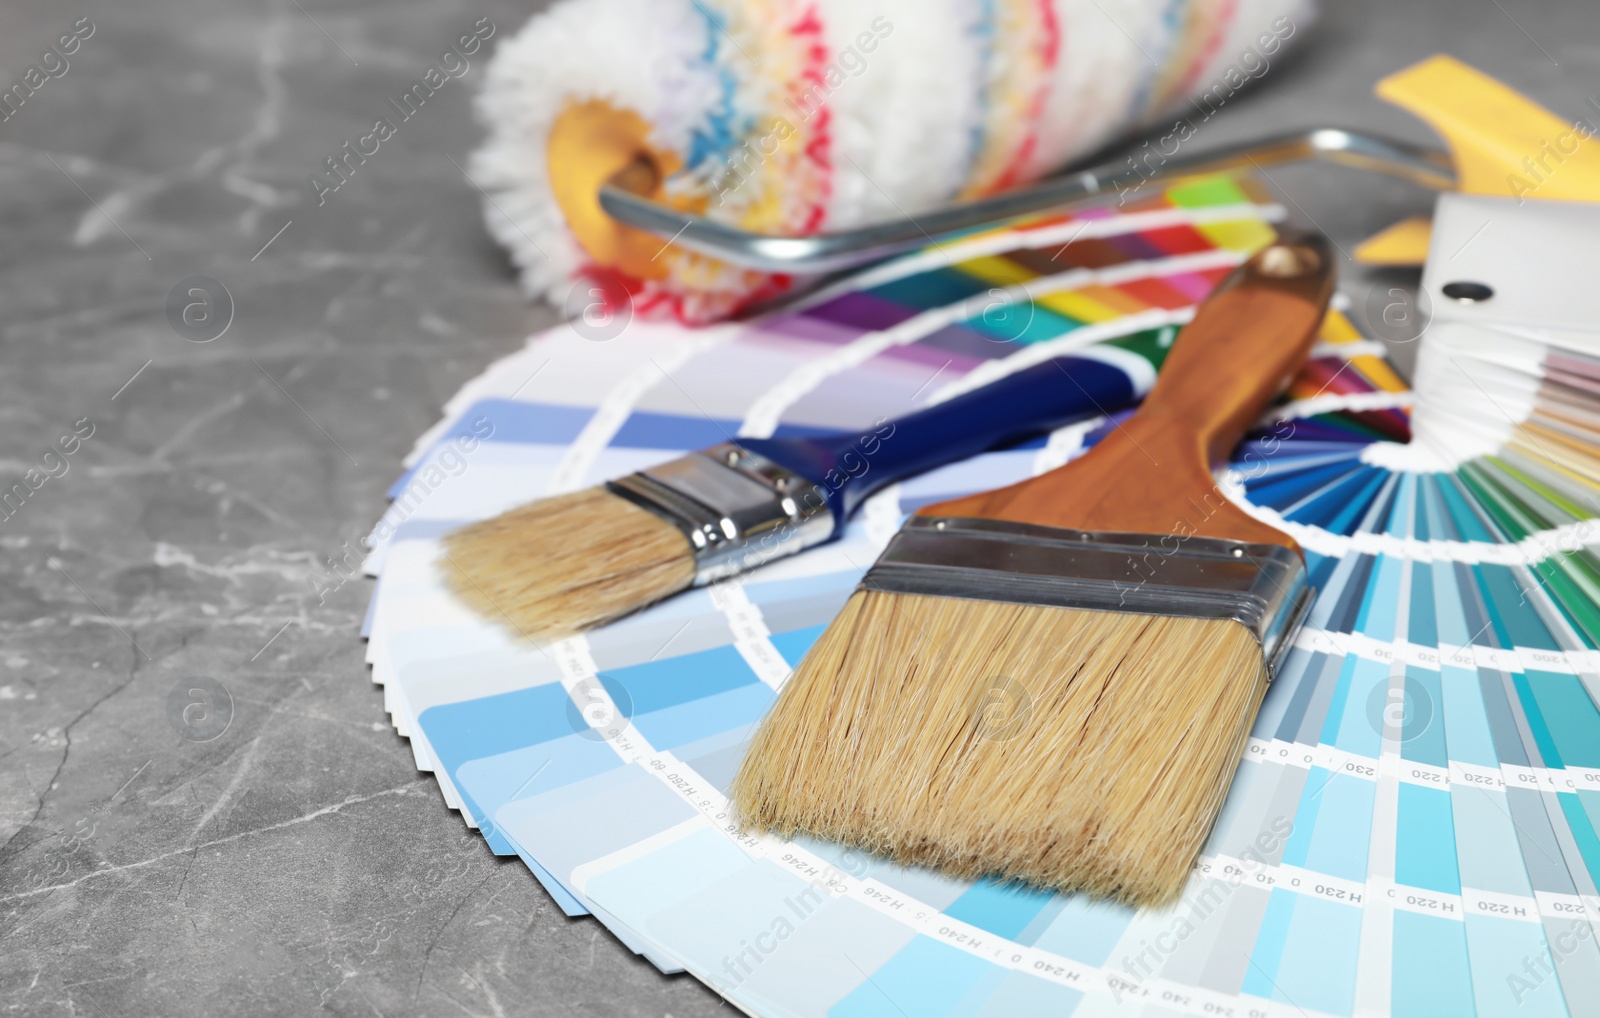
597, 128, 1454, 274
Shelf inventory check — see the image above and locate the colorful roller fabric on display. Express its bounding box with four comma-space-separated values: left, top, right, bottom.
472, 0, 1314, 322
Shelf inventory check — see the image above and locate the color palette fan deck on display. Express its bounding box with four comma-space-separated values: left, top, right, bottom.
361, 178, 1600, 1017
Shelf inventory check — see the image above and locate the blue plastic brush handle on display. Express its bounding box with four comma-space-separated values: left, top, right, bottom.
737, 353, 1140, 530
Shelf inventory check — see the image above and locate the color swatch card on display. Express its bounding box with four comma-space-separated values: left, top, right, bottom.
360, 183, 1600, 1016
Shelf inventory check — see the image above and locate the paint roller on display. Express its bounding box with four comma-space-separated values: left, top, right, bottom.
470, 0, 1316, 322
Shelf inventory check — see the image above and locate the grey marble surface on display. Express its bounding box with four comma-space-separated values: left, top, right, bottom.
0, 0, 1592, 1015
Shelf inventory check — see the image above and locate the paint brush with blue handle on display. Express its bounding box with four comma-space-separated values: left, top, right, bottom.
441, 336, 1170, 640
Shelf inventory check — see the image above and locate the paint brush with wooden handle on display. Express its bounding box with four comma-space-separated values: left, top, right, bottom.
731, 235, 1335, 907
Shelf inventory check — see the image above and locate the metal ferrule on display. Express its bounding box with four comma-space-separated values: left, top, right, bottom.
606, 443, 835, 585
861, 516, 1313, 678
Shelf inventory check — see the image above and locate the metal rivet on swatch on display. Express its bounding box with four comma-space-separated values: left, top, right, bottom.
1441, 281, 1494, 303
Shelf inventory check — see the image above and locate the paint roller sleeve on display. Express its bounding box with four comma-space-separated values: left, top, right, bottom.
470, 0, 1315, 323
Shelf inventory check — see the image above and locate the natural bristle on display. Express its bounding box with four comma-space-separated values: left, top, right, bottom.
731, 591, 1268, 907
440, 487, 694, 641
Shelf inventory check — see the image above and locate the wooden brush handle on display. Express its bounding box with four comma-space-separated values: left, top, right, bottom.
1137, 238, 1335, 466
919, 236, 1335, 548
